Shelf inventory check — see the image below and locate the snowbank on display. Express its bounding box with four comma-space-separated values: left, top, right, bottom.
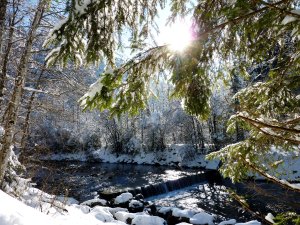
41, 144, 220, 170
0, 188, 264, 225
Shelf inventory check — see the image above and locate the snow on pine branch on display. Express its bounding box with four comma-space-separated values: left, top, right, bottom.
23, 87, 48, 94
44, 0, 166, 67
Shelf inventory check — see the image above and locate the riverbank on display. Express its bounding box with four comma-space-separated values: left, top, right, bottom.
39, 144, 220, 170
37, 145, 300, 182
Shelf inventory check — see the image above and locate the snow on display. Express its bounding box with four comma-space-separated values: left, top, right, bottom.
114, 211, 136, 223
265, 213, 275, 224
281, 15, 298, 25
261, 147, 300, 182
158, 206, 173, 214
42, 144, 220, 170
23, 87, 47, 94
79, 78, 103, 107
114, 192, 133, 204
0, 189, 130, 225
172, 208, 196, 218
89, 206, 114, 222
0, 190, 56, 225
189, 212, 214, 225
235, 221, 261, 225
0, 125, 4, 136
90, 144, 220, 169
218, 219, 236, 225
129, 200, 143, 208
0, 177, 267, 225
74, 0, 92, 15
40, 151, 88, 161
131, 215, 166, 225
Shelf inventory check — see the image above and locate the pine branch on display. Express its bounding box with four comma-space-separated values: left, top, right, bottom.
237, 114, 300, 134
241, 157, 300, 193
249, 121, 300, 145
229, 190, 273, 225
260, 0, 300, 19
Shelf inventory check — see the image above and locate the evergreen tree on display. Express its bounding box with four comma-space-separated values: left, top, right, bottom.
45, 0, 300, 189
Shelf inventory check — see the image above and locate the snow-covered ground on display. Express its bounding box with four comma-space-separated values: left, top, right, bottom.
0, 187, 263, 225
40, 144, 300, 181
41, 144, 220, 170
261, 147, 300, 181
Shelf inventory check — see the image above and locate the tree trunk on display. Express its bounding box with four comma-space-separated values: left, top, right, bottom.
20, 66, 46, 153
0, 0, 19, 108
0, 0, 49, 185
0, 0, 8, 57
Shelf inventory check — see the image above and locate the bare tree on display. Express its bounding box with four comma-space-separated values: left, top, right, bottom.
0, 0, 50, 184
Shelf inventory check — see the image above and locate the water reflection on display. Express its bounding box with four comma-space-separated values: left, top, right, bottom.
27, 161, 200, 201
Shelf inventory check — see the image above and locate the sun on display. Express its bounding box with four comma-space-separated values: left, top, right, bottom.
158, 19, 193, 52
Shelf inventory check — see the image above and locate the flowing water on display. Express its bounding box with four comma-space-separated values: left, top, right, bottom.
27, 161, 300, 223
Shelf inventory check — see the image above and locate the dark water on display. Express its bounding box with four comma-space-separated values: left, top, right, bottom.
27, 161, 300, 223
26, 161, 201, 201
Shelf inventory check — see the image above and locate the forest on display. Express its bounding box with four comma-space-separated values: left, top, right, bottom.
0, 0, 299, 225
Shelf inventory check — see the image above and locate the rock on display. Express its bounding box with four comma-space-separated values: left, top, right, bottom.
81, 198, 107, 207
128, 200, 144, 213
134, 193, 144, 201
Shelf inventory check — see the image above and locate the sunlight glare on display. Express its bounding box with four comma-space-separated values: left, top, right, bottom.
158, 20, 193, 52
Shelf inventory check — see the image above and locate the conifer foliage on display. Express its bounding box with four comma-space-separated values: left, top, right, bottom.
46, 0, 300, 186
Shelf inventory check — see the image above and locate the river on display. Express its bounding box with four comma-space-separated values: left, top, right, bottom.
26, 161, 300, 223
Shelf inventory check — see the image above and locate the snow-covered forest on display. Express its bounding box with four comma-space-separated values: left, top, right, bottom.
0, 0, 299, 225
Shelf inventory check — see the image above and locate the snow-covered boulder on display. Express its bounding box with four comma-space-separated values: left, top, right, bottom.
218, 219, 236, 225
114, 192, 133, 205
131, 215, 167, 225
128, 199, 144, 212
172, 208, 196, 219
89, 206, 114, 222
114, 211, 136, 223
189, 212, 214, 225
81, 198, 107, 207
129, 200, 143, 208
107, 207, 128, 217
158, 206, 173, 214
